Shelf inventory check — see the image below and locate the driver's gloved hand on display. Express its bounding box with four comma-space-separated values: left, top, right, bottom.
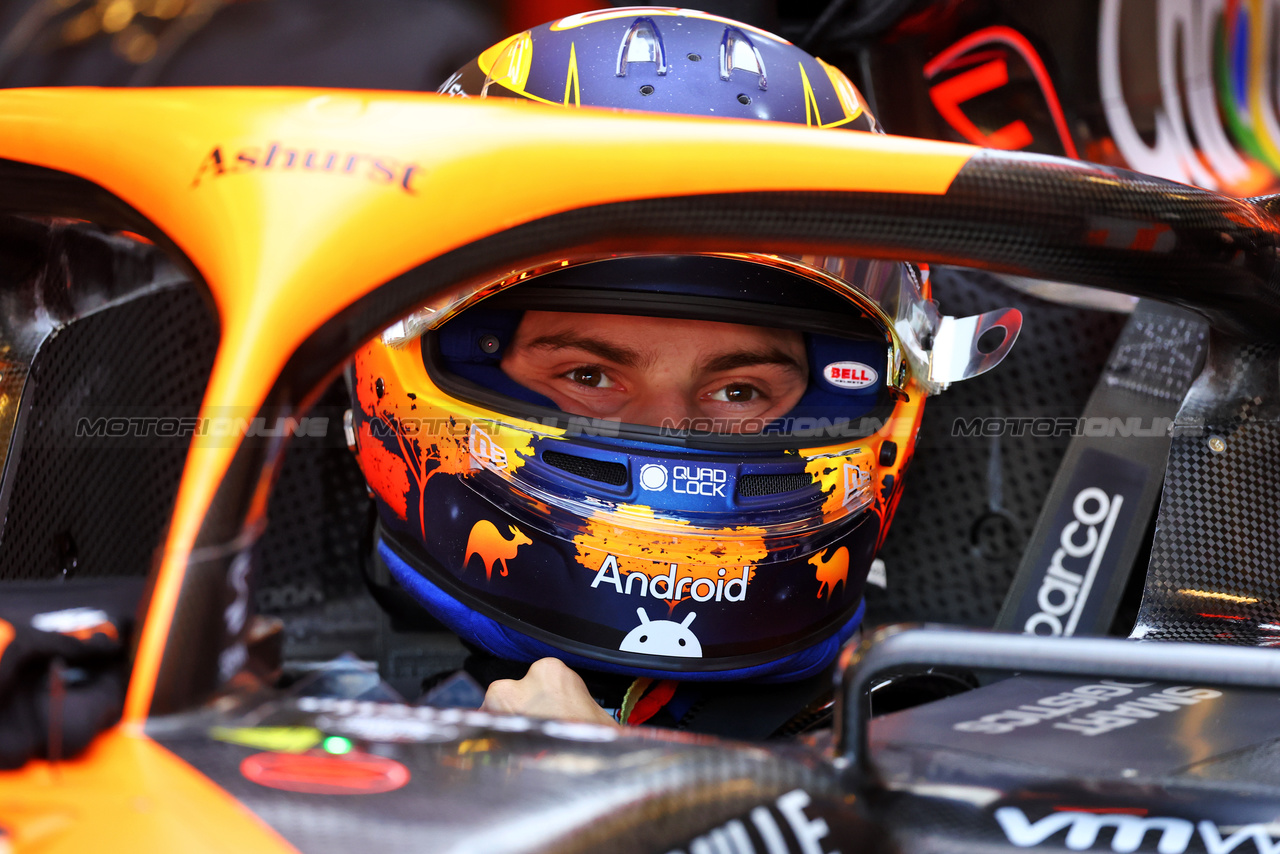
0, 609, 127, 769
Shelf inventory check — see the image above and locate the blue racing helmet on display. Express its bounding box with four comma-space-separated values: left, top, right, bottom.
348, 8, 1019, 683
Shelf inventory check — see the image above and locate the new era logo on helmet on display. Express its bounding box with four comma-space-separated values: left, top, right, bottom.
823, 361, 877, 389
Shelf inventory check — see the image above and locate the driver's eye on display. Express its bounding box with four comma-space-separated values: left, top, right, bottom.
713, 383, 759, 403
567, 366, 613, 388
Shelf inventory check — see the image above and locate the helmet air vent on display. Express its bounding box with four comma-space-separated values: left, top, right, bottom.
542, 450, 629, 486
719, 27, 767, 90
616, 17, 667, 77
738, 472, 811, 497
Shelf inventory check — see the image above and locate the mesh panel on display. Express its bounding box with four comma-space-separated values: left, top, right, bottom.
541, 450, 629, 486
865, 268, 1128, 627
738, 472, 812, 497
256, 380, 372, 615
0, 285, 218, 580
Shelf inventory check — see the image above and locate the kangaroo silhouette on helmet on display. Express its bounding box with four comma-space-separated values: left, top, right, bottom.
347, 7, 1022, 735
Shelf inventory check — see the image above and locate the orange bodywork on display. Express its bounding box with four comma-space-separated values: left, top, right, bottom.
0, 87, 974, 723
0, 727, 295, 853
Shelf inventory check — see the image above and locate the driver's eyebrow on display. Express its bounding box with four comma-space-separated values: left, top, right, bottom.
702, 348, 807, 377
521, 332, 648, 368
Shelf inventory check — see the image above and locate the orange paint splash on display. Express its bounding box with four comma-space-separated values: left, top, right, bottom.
810, 546, 849, 600
355, 417, 411, 521
572, 507, 768, 606
464, 520, 532, 580
354, 357, 474, 540
352, 339, 536, 540
399, 427, 471, 542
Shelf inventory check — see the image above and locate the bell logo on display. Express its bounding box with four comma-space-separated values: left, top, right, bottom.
823, 361, 878, 389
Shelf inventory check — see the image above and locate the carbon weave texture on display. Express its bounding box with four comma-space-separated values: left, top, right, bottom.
1134, 340, 1280, 644
0, 285, 217, 581
945, 156, 1278, 315
252, 379, 385, 663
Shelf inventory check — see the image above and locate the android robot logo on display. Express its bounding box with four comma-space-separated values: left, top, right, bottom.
619, 608, 702, 658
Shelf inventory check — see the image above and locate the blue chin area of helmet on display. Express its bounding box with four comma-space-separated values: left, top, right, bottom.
380, 539, 862, 684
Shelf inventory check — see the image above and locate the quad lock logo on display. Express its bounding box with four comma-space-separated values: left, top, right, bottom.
1024, 487, 1123, 637
638, 463, 729, 497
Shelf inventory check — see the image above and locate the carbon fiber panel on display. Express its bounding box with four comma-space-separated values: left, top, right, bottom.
153, 701, 887, 854
0, 217, 217, 583
1133, 336, 1280, 643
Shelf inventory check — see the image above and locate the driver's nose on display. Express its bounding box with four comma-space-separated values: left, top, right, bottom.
618, 388, 698, 429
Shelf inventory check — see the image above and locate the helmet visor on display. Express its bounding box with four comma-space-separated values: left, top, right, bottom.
399, 254, 919, 449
